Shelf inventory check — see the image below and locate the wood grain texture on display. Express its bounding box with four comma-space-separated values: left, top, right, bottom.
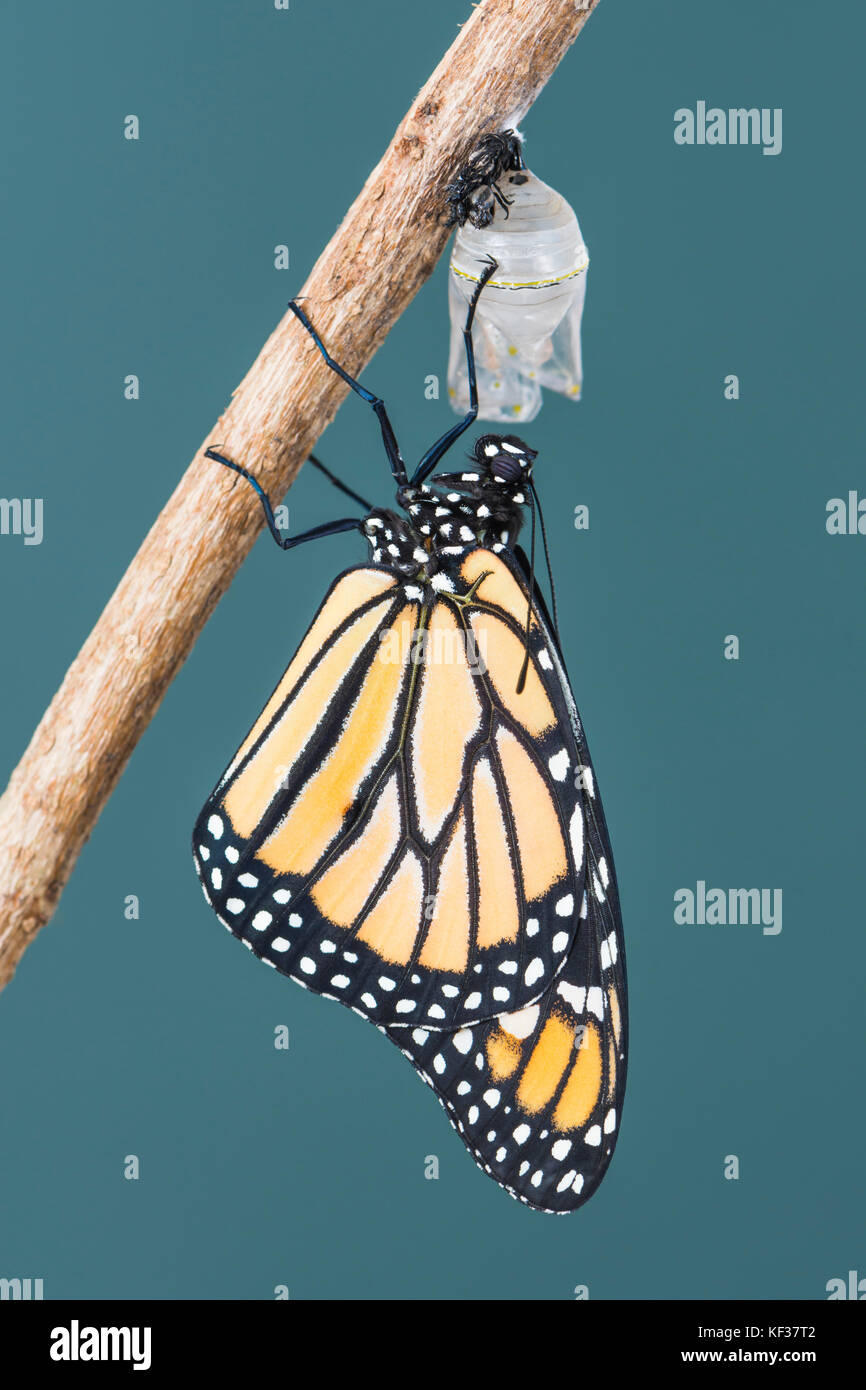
0, 0, 603, 990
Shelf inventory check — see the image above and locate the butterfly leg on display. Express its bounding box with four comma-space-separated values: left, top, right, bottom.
206, 448, 363, 551
307, 455, 372, 510
288, 300, 408, 488
410, 256, 498, 487
273, 516, 365, 551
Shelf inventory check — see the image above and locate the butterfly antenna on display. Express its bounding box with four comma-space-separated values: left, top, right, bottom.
516, 488, 538, 695
529, 476, 560, 639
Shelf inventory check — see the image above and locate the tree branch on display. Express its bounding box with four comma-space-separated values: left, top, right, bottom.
0, 0, 602, 991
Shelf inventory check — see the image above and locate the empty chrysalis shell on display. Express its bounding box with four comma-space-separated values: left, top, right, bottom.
448, 168, 589, 423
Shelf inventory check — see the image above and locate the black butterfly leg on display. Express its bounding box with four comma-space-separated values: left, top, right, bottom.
288, 301, 408, 488
205, 448, 363, 552
273, 516, 364, 551
411, 256, 498, 487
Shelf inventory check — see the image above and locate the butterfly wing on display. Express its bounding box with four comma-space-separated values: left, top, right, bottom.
384, 549, 628, 1212
193, 550, 589, 1031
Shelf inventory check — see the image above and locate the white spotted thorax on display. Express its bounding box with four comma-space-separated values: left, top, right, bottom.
448, 167, 589, 423
360, 433, 538, 604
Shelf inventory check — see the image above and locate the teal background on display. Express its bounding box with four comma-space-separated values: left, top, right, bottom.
1, 0, 863, 1300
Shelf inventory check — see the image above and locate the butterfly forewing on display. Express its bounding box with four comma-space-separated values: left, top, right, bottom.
193, 551, 587, 1032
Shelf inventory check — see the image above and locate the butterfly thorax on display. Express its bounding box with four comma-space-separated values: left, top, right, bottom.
362, 434, 538, 596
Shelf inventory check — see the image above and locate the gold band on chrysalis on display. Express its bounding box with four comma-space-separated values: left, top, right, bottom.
449, 259, 589, 290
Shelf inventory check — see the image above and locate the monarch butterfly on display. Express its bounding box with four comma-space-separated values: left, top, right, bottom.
193, 260, 627, 1213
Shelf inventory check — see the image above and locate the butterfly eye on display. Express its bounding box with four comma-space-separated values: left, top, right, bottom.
473, 433, 536, 485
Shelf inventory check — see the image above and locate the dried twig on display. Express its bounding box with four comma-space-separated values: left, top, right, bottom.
0, 0, 603, 991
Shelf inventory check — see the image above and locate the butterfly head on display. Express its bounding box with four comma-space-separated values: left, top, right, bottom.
473, 434, 537, 490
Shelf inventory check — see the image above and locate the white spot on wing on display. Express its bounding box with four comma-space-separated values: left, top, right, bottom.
558, 981, 586, 1012
500, 1004, 539, 1039
587, 987, 604, 1020
570, 806, 584, 872
548, 749, 569, 781
524, 957, 544, 986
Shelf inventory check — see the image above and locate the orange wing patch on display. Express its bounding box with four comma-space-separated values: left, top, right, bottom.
516, 1014, 575, 1115
495, 726, 567, 900
486, 1028, 522, 1081
608, 986, 622, 1046
460, 550, 538, 631
418, 810, 471, 973
472, 757, 520, 948
223, 597, 395, 840
606, 1039, 617, 1102
552, 1020, 603, 1132
256, 604, 417, 874
410, 604, 482, 843
226, 569, 397, 778
469, 611, 555, 737
311, 774, 402, 928
356, 848, 424, 965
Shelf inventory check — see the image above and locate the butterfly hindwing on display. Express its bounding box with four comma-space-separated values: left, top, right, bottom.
193, 550, 588, 1031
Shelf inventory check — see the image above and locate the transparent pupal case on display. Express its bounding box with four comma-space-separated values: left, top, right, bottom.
448, 168, 589, 424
